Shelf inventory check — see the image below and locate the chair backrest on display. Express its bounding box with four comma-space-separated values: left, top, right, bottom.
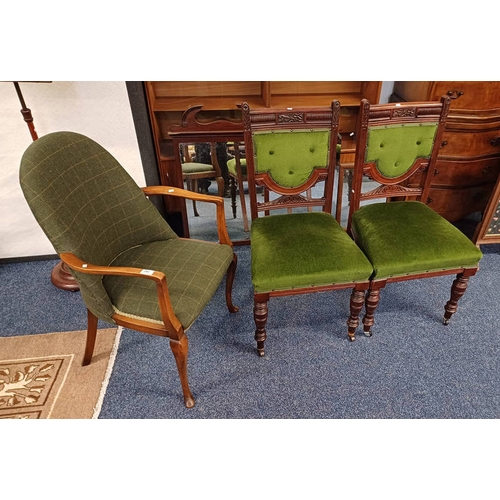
347, 97, 451, 230
242, 101, 341, 220
19, 131, 177, 322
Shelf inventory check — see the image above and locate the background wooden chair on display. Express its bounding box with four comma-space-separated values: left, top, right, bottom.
180, 141, 225, 216
20, 131, 239, 408
242, 101, 374, 356
347, 98, 483, 336
226, 141, 249, 232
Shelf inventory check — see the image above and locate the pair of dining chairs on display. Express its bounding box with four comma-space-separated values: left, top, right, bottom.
19, 97, 482, 408
241, 98, 482, 356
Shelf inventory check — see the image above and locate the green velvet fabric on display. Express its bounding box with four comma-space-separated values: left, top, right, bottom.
19, 131, 232, 327
252, 130, 330, 188
103, 239, 234, 329
366, 123, 438, 178
251, 212, 373, 293
227, 158, 247, 176
351, 201, 483, 280
182, 162, 215, 174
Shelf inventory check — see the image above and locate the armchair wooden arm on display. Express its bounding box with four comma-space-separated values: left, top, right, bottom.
141, 185, 232, 246
59, 251, 183, 338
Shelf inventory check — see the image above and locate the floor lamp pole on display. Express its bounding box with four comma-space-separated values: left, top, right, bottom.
14, 82, 80, 292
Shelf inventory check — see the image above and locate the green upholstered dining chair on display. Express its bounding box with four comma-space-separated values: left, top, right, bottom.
19, 131, 239, 408
347, 98, 483, 337
241, 101, 374, 356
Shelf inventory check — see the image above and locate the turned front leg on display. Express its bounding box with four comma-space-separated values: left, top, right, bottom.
362, 281, 385, 337
254, 297, 269, 357
443, 273, 470, 325
347, 288, 366, 342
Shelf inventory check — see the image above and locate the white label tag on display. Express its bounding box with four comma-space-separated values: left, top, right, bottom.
140, 269, 155, 275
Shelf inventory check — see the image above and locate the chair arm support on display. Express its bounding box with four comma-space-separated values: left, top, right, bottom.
59, 252, 183, 335
141, 186, 232, 246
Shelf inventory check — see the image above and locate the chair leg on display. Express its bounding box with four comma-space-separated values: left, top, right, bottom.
216, 176, 225, 197
83, 308, 98, 366
443, 272, 470, 325
225, 254, 239, 313
362, 283, 384, 337
254, 298, 268, 357
192, 179, 199, 216
347, 287, 366, 342
230, 177, 237, 219
170, 335, 195, 408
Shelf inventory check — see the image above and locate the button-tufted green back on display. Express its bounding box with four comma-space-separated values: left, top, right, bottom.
365, 123, 438, 178
252, 129, 331, 188
19, 131, 178, 322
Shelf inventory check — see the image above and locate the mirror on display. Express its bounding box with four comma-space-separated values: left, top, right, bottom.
180, 140, 250, 244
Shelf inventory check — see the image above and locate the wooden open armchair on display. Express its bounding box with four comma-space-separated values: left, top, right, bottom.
347, 97, 483, 336
19, 131, 239, 408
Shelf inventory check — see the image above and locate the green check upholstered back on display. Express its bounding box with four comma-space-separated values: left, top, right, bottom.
19, 131, 178, 322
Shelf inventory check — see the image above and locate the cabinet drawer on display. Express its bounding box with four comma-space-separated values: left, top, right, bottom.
440, 129, 500, 158
431, 82, 500, 110
426, 184, 495, 222
433, 158, 500, 187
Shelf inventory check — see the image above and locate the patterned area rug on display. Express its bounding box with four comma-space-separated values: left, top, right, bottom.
0, 327, 120, 419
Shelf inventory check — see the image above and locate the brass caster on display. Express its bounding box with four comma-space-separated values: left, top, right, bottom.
257, 348, 265, 357
364, 330, 373, 337
348, 335, 356, 342
443, 317, 450, 326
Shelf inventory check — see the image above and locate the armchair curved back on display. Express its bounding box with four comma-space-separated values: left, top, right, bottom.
19, 131, 177, 322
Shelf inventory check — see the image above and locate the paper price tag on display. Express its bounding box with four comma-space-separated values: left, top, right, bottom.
140, 269, 155, 275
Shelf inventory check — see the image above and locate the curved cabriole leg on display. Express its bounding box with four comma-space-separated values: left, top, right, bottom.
225, 254, 239, 313
443, 273, 470, 325
363, 287, 382, 337
254, 299, 268, 357
83, 308, 98, 366
347, 288, 366, 342
170, 335, 195, 408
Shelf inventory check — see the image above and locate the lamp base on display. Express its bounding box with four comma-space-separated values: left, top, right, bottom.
51, 261, 80, 292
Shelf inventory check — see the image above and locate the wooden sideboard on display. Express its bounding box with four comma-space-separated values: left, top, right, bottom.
144, 81, 382, 235
391, 81, 500, 222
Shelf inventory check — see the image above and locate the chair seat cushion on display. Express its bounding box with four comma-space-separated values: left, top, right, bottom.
351, 201, 483, 280
227, 158, 247, 176
251, 212, 373, 293
103, 239, 234, 329
182, 162, 215, 174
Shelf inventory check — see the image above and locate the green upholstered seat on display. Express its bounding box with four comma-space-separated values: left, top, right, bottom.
251, 212, 373, 293
181, 161, 216, 174
351, 201, 483, 280
104, 239, 234, 329
227, 157, 247, 176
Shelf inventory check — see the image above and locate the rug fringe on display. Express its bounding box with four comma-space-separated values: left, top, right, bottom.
92, 326, 123, 419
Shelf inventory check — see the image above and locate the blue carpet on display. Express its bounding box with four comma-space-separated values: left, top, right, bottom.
3, 244, 499, 419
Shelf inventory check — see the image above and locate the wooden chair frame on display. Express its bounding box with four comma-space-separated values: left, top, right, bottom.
242, 101, 372, 355
348, 97, 479, 336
